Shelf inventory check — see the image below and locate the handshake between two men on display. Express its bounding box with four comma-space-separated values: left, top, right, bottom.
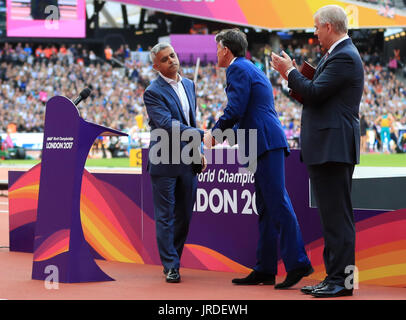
143, 28, 314, 289
203, 130, 216, 150
199, 130, 218, 173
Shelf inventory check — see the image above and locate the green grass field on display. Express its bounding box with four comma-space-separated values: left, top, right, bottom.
358, 153, 406, 167
1, 153, 406, 167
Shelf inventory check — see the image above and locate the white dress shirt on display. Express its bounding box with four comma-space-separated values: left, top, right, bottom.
159, 72, 191, 126
327, 35, 349, 55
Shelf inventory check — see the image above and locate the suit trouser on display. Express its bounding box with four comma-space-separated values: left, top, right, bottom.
254, 148, 310, 275
307, 162, 355, 285
150, 167, 197, 271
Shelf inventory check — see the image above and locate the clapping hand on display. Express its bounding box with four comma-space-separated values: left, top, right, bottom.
270, 51, 296, 80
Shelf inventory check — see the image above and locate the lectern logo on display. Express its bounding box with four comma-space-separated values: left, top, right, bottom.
46, 136, 74, 150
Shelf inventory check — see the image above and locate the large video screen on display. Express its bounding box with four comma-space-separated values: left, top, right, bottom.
112, 0, 406, 30
0, 1, 6, 37
6, 0, 85, 38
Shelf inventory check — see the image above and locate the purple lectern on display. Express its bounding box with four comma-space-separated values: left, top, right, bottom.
32, 96, 127, 283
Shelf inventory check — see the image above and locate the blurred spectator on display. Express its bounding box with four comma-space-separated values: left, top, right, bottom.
389, 126, 402, 153
24, 43, 32, 56
375, 111, 395, 153
104, 45, 113, 61
35, 45, 43, 60
399, 132, 406, 152
3, 132, 14, 150
115, 45, 125, 61
107, 136, 127, 158
89, 50, 97, 64
360, 114, 369, 153
124, 45, 131, 59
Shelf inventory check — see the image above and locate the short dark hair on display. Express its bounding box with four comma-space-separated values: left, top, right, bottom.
215, 28, 248, 57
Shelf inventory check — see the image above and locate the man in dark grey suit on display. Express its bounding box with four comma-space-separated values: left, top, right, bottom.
143, 43, 206, 283
271, 5, 364, 297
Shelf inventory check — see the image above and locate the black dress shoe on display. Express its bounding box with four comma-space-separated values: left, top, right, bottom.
301, 280, 327, 294
232, 271, 275, 285
311, 283, 353, 298
274, 264, 314, 289
166, 268, 181, 283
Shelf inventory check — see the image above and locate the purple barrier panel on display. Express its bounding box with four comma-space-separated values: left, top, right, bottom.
141, 148, 391, 275
186, 149, 258, 271
8, 168, 148, 263
10, 147, 406, 285
176, 52, 218, 65
170, 34, 217, 64
9, 170, 36, 253
31, 96, 127, 283
141, 148, 313, 271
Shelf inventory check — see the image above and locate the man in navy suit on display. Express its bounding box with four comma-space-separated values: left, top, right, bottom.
271, 5, 364, 297
204, 29, 313, 289
143, 43, 206, 283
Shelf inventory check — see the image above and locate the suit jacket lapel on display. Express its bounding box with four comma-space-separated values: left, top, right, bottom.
314, 38, 352, 80
157, 76, 188, 124
314, 52, 330, 79
314, 59, 327, 79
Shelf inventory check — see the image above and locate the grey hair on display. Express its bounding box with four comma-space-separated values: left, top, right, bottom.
149, 42, 173, 63
314, 5, 348, 34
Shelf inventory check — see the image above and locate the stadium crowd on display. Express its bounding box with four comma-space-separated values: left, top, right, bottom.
0, 41, 405, 154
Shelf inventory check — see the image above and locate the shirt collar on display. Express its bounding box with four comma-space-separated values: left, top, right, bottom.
328, 35, 349, 55
229, 57, 237, 66
159, 72, 182, 85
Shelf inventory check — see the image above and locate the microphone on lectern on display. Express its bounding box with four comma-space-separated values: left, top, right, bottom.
73, 88, 91, 106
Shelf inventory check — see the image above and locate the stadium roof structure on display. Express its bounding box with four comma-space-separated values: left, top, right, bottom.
103, 0, 406, 30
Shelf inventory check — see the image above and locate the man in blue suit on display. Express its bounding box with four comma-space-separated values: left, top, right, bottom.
271, 5, 364, 297
143, 43, 206, 283
204, 29, 313, 289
